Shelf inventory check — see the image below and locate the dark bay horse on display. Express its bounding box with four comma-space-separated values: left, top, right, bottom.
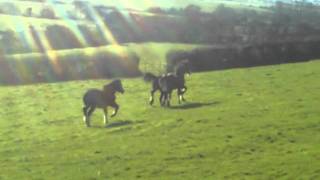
143, 60, 191, 106
82, 79, 124, 127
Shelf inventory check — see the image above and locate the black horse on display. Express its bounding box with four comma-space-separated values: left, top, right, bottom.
143, 60, 191, 106
82, 79, 124, 127
158, 61, 191, 106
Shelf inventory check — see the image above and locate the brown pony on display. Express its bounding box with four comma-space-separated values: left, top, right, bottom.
82, 79, 124, 127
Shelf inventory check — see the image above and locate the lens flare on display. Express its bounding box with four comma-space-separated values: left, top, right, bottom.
47, 0, 87, 46
1, 0, 163, 84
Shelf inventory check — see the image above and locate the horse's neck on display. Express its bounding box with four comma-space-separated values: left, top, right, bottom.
103, 86, 116, 97
176, 71, 185, 80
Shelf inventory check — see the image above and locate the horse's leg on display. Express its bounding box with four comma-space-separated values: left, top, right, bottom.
149, 81, 159, 105
103, 108, 108, 125
166, 91, 172, 107
149, 87, 157, 106
86, 106, 96, 127
83, 106, 89, 123
110, 102, 119, 117
161, 92, 168, 106
181, 86, 187, 102
177, 88, 183, 104
160, 91, 165, 106
149, 89, 156, 105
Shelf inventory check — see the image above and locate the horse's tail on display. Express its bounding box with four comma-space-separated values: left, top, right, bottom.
143, 72, 157, 82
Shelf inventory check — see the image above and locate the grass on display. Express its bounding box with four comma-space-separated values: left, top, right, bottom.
0, 59, 319, 179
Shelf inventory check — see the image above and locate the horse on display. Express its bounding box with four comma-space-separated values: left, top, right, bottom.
158, 60, 191, 106
143, 60, 191, 106
82, 79, 124, 127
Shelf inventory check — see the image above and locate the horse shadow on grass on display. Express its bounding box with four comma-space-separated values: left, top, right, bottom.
106, 120, 133, 128
91, 120, 144, 129
169, 101, 220, 110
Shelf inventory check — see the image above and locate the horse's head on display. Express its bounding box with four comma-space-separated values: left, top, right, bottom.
112, 79, 125, 94
176, 59, 191, 77
103, 79, 124, 94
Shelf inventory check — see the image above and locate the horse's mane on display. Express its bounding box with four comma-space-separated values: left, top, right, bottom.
174, 60, 189, 76
103, 81, 116, 94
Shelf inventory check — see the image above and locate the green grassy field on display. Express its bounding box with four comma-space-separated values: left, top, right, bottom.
0, 60, 319, 179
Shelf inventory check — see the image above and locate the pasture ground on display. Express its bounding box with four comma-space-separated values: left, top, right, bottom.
0, 60, 319, 179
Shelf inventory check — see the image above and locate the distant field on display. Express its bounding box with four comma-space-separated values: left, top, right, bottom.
0, 0, 268, 31
0, 60, 319, 179
0, 14, 92, 31
89, 0, 268, 12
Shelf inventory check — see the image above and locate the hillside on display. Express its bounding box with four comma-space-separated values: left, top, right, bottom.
2, 0, 320, 58
0, 60, 319, 179
0, 0, 272, 55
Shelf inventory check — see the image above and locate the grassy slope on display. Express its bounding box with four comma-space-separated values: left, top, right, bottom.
0, 60, 319, 179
